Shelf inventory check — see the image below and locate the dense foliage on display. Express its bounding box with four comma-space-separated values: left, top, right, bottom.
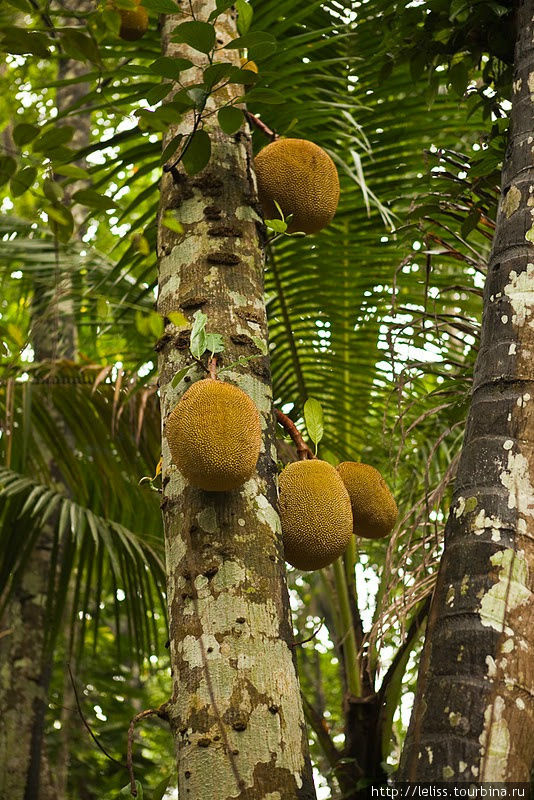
0, 0, 511, 796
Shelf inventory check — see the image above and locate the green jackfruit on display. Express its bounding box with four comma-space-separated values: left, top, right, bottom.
166, 378, 262, 492
254, 138, 340, 234
279, 460, 353, 570
337, 462, 398, 539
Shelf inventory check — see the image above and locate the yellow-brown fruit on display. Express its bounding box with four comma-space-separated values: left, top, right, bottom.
337, 462, 398, 540
279, 460, 352, 570
166, 379, 262, 492
254, 138, 340, 234
117, 1, 148, 41
240, 57, 258, 73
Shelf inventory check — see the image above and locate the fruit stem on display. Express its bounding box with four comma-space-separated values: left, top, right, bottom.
244, 110, 279, 141
274, 408, 315, 460
208, 356, 218, 380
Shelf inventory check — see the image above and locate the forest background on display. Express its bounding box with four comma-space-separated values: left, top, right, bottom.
0, 0, 526, 798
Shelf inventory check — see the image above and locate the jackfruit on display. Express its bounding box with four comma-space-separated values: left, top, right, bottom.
166, 378, 262, 492
279, 460, 353, 570
254, 138, 340, 234
337, 462, 398, 540
116, 0, 149, 41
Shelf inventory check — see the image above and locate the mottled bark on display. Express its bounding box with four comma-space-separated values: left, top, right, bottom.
399, 0, 534, 782
0, 17, 91, 798
0, 537, 53, 799
157, 5, 316, 799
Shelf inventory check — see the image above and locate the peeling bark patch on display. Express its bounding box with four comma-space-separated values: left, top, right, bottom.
500, 450, 534, 514
479, 549, 531, 631
479, 697, 510, 780
502, 185, 521, 218
503, 262, 534, 328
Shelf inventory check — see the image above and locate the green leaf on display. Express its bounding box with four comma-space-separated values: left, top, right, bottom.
190, 310, 208, 359
0, 156, 17, 187
12, 123, 39, 147
205, 332, 225, 354
152, 775, 173, 800
160, 133, 184, 165
10, 166, 37, 197
171, 365, 194, 388
97, 296, 110, 319
171, 21, 215, 54
208, 0, 234, 20
4, 0, 33, 10
161, 212, 184, 233
149, 312, 164, 338
43, 178, 63, 203
243, 87, 285, 104
218, 107, 243, 135
2, 27, 50, 57
60, 28, 101, 64
304, 397, 324, 451
203, 62, 234, 89
182, 130, 211, 176
149, 57, 194, 79
225, 31, 276, 60
224, 31, 274, 50
120, 781, 143, 798
71, 189, 116, 211
236, 0, 253, 35
32, 126, 74, 153
265, 218, 287, 233
145, 84, 173, 105
54, 164, 91, 180
142, 0, 180, 11
448, 61, 469, 97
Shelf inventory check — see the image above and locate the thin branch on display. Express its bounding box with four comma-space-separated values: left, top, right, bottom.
244, 110, 278, 141
127, 706, 169, 797
274, 408, 315, 461
68, 664, 124, 768
291, 617, 325, 648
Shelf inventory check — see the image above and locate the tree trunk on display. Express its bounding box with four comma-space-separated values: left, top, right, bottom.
0, 23, 90, 798
399, 0, 534, 782
157, 6, 316, 799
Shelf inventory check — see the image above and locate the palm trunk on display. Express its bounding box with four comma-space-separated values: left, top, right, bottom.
399, 0, 534, 782
157, 6, 316, 799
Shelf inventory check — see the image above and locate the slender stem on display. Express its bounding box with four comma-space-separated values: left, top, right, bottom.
244, 110, 278, 140
127, 706, 169, 796
332, 557, 361, 697
208, 356, 218, 380
274, 408, 315, 461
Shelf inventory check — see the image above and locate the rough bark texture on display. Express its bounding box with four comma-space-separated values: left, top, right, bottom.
157, 6, 316, 799
399, 0, 534, 782
0, 27, 90, 799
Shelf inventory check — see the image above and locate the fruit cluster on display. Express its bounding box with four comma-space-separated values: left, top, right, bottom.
166, 379, 397, 571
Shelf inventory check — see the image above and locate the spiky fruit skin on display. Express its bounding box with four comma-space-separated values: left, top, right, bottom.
279, 460, 353, 570
337, 462, 398, 540
254, 138, 340, 234
166, 379, 262, 492
118, 1, 148, 41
